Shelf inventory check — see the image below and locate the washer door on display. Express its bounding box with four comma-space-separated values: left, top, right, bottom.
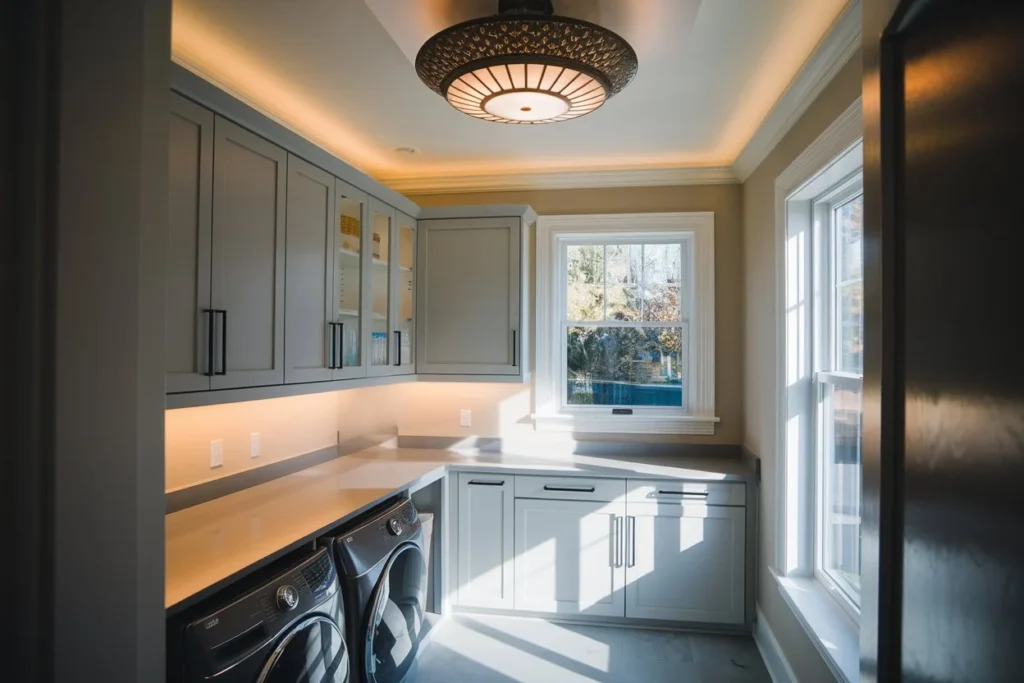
257, 615, 349, 683
365, 542, 428, 683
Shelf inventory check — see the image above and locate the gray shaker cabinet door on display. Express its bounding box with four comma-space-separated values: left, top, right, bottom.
166, 93, 213, 393
284, 154, 335, 384
210, 116, 287, 389
416, 217, 521, 375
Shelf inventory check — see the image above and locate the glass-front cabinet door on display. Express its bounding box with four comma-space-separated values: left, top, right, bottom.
333, 179, 367, 380
367, 198, 394, 375
395, 212, 416, 374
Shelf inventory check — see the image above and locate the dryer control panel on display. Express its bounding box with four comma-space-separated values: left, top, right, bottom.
331, 498, 422, 577
182, 547, 339, 679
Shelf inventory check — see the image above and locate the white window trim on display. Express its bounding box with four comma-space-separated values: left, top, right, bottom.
534, 212, 718, 435
774, 97, 862, 683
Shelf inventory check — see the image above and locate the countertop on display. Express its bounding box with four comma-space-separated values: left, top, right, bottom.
165, 446, 755, 612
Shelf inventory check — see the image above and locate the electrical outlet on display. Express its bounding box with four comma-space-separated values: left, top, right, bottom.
210, 440, 224, 469
460, 409, 472, 427
250, 432, 260, 459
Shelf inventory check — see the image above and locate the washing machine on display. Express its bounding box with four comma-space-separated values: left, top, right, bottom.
323, 497, 428, 683
172, 547, 350, 682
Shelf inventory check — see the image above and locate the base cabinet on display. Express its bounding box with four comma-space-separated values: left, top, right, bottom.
513, 498, 625, 617
454, 473, 748, 626
456, 473, 514, 609
625, 502, 746, 624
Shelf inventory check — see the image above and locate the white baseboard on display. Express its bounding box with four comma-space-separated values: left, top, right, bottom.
754, 606, 799, 683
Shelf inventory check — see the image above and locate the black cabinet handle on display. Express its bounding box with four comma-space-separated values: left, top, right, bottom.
327, 323, 337, 369
543, 485, 595, 493
337, 322, 344, 370
657, 490, 709, 497
203, 309, 215, 376
467, 480, 504, 486
394, 330, 401, 366
622, 516, 630, 569
512, 330, 517, 367
215, 310, 227, 375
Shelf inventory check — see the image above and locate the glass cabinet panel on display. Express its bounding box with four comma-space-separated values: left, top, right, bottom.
369, 202, 392, 367
335, 184, 364, 373
396, 214, 416, 370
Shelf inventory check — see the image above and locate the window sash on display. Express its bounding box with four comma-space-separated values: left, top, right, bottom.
812, 174, 864, 621
559, 237, 693, 414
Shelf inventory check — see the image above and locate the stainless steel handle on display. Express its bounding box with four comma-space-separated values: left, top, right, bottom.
543, 485, 595, 493
613, 515, 623, 568
622, 516, 630, 569
467, 480, 504, 487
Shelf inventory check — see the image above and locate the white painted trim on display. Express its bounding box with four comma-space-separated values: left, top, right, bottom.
732, 0, 862, 181
384, 166, 738, 195
774, 99, 862, 573
535, 213, 717, 435
754, 607, 799, 683
774, 573, 859, 683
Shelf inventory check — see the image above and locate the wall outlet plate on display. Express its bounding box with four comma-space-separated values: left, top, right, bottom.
250, 432, 260, 459
210, 440, 224, 468
460, 409, 472, 427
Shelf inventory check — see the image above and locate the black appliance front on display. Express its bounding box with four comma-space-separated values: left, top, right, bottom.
176, 547, 349, 683
364, 541, 427, 683
329, 498, 428, 683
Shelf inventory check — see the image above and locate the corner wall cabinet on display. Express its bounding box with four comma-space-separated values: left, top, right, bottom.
454, 473, 748, 626
416, 216, 525, 377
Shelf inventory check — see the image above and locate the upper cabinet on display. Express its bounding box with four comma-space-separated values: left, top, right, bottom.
284, 154, 336, 385
416, 215, 526, 377
166, 73, 534, 406
210, 117, 287, 390
366, 201, 416, 377
166, 94, 214, 393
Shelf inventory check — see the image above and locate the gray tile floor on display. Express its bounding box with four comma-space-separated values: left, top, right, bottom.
413, 614, 771, 683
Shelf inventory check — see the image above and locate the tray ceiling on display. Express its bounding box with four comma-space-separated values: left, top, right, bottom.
171, 0, 853, 191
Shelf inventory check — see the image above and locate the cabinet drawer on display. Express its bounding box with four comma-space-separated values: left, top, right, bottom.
515, 475, 625, 502
626, 479, 745, 507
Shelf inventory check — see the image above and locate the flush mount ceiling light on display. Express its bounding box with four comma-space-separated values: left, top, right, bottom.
415, 0, 638, 125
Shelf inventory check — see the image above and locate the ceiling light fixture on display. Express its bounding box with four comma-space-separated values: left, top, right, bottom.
415, 0, 638, 125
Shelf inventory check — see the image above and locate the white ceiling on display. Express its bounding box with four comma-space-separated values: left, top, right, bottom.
172, 0, 853, 191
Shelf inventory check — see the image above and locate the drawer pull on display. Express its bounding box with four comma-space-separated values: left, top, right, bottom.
543, 485, 596, 493
657, 490, 709, 497
468, 480, 504, 487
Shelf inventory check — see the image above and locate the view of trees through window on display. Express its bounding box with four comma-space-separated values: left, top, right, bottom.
564, 243, 686, 408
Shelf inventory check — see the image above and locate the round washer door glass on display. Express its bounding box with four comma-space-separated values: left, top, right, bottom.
258, 615, 349, 683
366, 543, 428, 683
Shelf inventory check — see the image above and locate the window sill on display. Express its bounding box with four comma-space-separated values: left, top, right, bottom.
773, 570, 859, 683
532, 413, 719, 435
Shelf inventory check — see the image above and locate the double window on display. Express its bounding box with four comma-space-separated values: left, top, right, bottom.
813, 177, 864, 614
535, 213, 717, 435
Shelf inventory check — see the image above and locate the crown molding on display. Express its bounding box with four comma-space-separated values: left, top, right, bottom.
731, 0, 862, 182
384, 166, 738, 195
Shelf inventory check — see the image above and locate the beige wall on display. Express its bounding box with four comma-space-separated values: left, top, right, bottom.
410, 184, 745, 446
743, 51, 862, 683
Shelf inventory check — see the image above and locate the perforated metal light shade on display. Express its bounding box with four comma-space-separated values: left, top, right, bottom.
415, 2, 638, 125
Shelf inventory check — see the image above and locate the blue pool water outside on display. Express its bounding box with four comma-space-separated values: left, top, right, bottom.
567, 379, 684, 407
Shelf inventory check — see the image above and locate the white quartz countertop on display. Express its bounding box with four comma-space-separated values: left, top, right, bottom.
165, 446, 754, 611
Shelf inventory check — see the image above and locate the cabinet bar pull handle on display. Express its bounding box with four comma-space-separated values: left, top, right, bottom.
215, 310, 227, 375
203, 309, 215, 376
327, 323, 336, 369
337, 322, 344, 370
467, 480, 504, 486
394, 330, 401, 366
512, 330, 517, 367
614, 516, 623, 567
543, 485, 595, 493
657, 490, 709, 497
627, 515, 636, 568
